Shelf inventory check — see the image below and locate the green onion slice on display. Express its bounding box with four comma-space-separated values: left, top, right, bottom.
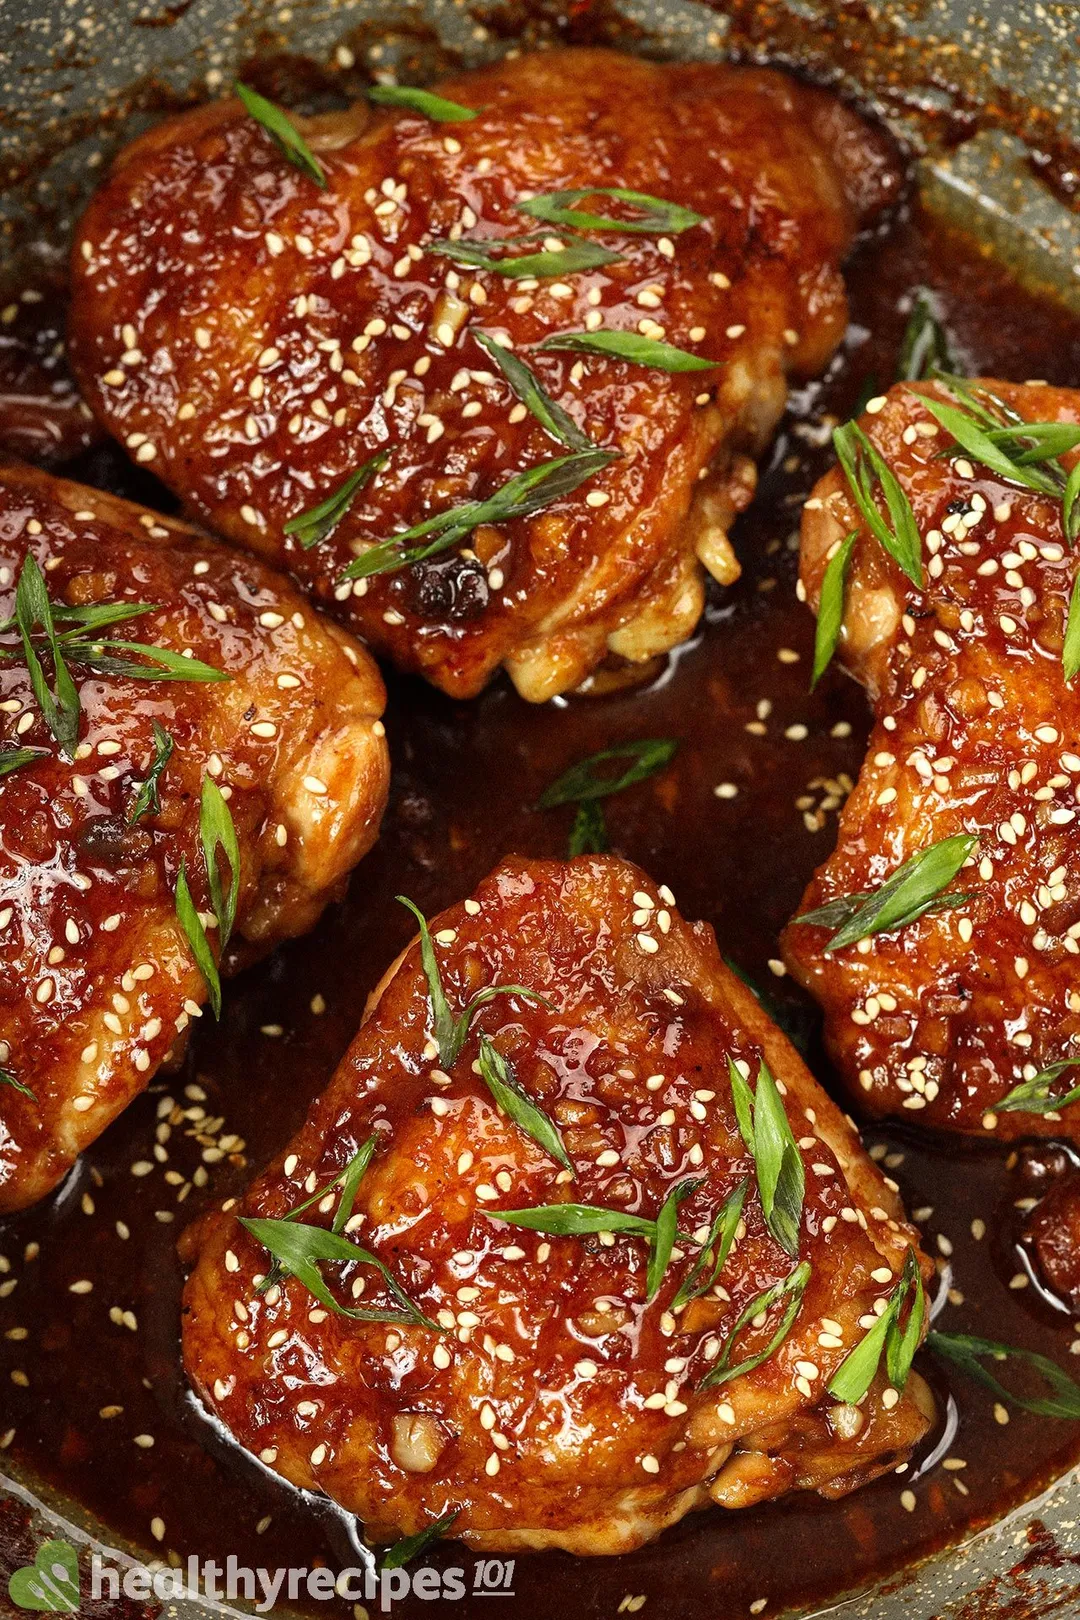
517, 187, 703, 236
538, 330, 715, 373
792, 833, 977, 952
368, 85, 478, 122
235, 82, 326, 186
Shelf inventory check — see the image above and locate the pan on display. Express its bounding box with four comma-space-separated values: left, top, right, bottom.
2, 2, 1080, 1617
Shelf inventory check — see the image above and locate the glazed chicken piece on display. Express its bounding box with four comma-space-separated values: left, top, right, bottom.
181, 855, 931, 1556
68, 49, 901, 702
0, 460, 389, 1212
783, 379, 1080, 1141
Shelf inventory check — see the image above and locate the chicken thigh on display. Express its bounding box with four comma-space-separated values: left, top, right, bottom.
0, 460, 388, 1212
783, 379, 1080, 1141
181, 855, 931, 1557
68, 49, 901, 701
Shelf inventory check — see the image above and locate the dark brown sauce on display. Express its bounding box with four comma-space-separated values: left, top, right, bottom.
4, 203, 1080, 1618
0, 269, 99, 466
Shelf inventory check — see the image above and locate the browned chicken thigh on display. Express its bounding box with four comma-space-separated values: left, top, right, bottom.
181, 856, 931, 1557
0, 461, 388, 1212
783, 379, 1080, 1141
68, 49, 900, 701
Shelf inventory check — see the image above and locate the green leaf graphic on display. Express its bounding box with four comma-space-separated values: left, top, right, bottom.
8, 1539, 80, 1613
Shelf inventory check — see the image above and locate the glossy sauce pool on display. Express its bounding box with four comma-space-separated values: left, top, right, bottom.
4, 203, 1080, 1618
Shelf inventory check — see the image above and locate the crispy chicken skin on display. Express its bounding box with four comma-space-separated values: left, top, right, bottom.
0, 461, 388, 1212
783, 380, 1080, 1140
181, 856, 931, 1556
68, 50, 901, 702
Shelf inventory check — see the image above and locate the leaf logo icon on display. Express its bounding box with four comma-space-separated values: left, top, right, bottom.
8, 1538, 80, 1612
